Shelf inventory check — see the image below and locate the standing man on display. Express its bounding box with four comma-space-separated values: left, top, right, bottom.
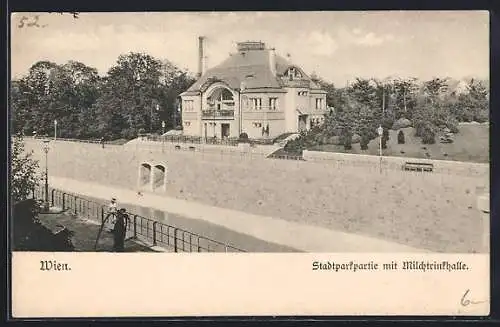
113, 208, 128, 252
94, 197, 119, 250
100, 137, 105, 148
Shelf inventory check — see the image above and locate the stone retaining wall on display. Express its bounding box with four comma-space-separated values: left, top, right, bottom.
303, 150, 489, 178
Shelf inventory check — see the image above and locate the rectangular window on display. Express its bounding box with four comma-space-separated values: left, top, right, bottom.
315, 98, 323, 110
184, 100, 194, 111
269, 98, 278, 110
250, 98, 262, 110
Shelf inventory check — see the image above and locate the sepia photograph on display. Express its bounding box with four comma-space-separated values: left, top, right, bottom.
9, 10, 491, 317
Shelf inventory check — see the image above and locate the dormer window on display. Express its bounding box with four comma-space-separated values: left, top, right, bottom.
285, 67, 302, 80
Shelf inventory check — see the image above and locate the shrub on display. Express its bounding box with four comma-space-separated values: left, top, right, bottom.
341, 128, 352, 150
11, 135, 40, 203
381, 136, 387, 149
474, 110, 489, 123
381, 117, 395, 130
360, 133, 369, 150
445, 117, 459, 134
13, 199, 74, 251
414, 120, 425, 137
284, 137, 305, 155
392, 118, 412, 130
239, 132, 249, 143
120, 128, 138, 140
422, 125, 436, 144
382, 128, 389, 141
397, 130, 405, 144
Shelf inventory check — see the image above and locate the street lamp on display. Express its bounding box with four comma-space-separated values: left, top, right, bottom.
150, 104, 160, 133
239, 81, 246, 137
54, 120, 58, 141
161, 120, 166, 153
377, 125, 383, 174
42, 139, 50, 212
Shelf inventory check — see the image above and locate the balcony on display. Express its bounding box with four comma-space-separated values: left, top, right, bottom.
201, 109, 235, 119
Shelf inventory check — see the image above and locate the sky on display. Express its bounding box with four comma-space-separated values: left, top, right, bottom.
11, 11, 489, 86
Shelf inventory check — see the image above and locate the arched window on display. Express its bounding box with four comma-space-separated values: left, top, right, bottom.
207, 87, 235, 111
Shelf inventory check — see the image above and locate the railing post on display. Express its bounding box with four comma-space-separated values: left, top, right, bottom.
153, 221, 157, 246
62, 193, 66, 210
174, 228, 178, 252
133, 215, 137, 239
51, 189, 55, 206
74, 197, 77, 215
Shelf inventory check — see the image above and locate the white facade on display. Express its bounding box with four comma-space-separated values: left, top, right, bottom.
180, 41, 328, 139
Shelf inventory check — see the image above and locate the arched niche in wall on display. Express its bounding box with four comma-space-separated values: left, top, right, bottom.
137, 161, 168, 192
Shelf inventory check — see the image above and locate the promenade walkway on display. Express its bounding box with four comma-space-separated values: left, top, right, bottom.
48, 176, 429, 253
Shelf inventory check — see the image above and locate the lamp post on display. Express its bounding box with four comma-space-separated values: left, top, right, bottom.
161, 120, 166, 153
377, 125, 383, 174
42, 139, 50, 212
239, 81, 246, 137
150, 104, 160, 133
54, 119, 58, 141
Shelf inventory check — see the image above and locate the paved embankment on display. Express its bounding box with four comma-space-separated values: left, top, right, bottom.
48, 176, 429, 253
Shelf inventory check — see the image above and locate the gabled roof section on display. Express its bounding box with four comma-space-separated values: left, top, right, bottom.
185, 50, 282, 92
183, 42, 326, 95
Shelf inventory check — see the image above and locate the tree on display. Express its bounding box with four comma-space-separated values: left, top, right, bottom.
11, 60, 101, 139
11, 134, 40, 202
393, 77, 418, 119
397, 130, 405, 144
423, 77, 449, 102
314, 77, 344, 110
456, 78, 489, 123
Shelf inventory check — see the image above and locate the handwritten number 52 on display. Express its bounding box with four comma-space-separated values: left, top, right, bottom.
18, 15, 41, 28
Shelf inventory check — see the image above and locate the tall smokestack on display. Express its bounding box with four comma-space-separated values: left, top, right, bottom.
198, 36, 205, 78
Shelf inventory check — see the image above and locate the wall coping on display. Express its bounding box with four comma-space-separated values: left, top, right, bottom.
302, 149, 489, 168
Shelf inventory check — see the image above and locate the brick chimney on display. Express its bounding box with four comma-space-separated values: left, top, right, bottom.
198, 36, 205, 78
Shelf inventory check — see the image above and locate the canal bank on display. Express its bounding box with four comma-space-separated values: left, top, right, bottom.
47, 176, 428, 253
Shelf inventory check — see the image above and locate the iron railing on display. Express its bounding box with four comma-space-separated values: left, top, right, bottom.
32, 185, 245, 253
146, 134, 240, 146
27, 136, 104, 144
201, 110, 235, 118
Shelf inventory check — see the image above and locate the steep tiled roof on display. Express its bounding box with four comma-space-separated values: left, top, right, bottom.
183, 46, 324, 94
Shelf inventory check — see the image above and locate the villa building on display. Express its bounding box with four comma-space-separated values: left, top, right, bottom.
179, 41, 329, 139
